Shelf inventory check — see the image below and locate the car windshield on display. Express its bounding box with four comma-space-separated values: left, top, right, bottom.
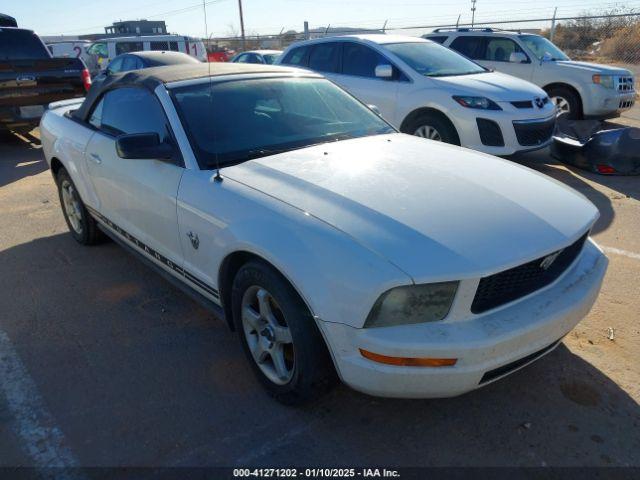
263, 53, 280, 64
519, 35, 569, 61
87, 42, 108, 57
384, 41, 486, 77
0, 29, 50, 60
171, 77, 394, 168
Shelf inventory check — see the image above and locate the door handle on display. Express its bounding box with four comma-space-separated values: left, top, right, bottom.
89, 153, 102, 164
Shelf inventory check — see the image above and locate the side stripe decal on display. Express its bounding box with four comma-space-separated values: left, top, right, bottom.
86, 206, 219, 299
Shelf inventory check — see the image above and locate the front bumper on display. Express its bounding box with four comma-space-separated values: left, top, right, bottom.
318, 240, 607, 398
452, 106, 556, 156
583, 86, 636, 118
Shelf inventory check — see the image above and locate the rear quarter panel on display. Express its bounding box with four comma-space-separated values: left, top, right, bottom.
40, 107, 97, 206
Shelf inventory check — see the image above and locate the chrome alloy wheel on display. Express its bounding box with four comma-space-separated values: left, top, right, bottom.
60, 179, 83, 234
414, 125, 442, 141
241, 286, 295, 385
551, 96, 570, 115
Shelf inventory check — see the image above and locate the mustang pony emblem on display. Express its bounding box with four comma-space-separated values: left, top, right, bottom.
187, 231, 199, 250
540, 250, 562, 270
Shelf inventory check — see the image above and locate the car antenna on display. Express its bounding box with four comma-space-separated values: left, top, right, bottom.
203, 0, 223, 183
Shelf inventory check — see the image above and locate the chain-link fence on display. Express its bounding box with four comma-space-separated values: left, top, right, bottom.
204, 11, 640, 76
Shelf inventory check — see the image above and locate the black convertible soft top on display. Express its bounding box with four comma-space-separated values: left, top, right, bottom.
73, 63, 307, 121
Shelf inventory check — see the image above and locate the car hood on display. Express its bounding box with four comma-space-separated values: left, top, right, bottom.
433, 71, 546, 101
224, 134, 598, 282
555, 60, 632, 76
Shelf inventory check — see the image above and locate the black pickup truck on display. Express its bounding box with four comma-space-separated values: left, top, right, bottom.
0, 26, 91, 132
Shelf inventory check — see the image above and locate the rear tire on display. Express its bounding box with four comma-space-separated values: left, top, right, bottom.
55, 168, 102, 245
403, 112, 460, 145
231, 260, 336, 404
546, 85, 582, 119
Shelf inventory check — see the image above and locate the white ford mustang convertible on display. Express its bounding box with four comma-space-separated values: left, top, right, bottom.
40, 63, 607, 404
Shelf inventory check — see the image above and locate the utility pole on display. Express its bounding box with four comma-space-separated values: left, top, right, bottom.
238, 0, 246, 51
550, 7, 558, 42
471, 0, 477, 27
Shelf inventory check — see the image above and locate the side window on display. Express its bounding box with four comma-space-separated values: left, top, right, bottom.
150, 41, 169, 51
234, 53, 247, 62
450, 36, 486, 60
98, 88, 172, 144
281, 46, 309, 67
88, 98, 104, 129
115, 41, 143, 55
342, 43, 387, 78
308, 43, 341, 73
426, 36, 448, 44
107, 56, 124, 73
247, 54, 262, 64
121, 55, 139, 71
169, 41, 179, 51
485, 38, 527, 62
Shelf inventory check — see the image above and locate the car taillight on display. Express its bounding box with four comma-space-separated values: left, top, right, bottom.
81, 69, 92, 92
596, 164, 616, 174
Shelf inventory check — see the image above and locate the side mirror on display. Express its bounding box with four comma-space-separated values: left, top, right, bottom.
509, 52, 528, 63
115, 133, 174, 160
541, 52, 553, 63
368, 104, 381, 116
375, 64, 393, 79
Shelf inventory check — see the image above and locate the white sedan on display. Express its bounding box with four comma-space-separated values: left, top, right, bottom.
40, 63, 607, 404
278, 35, 557, 156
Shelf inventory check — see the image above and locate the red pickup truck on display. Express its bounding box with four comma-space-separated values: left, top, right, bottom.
0, 26, 91, 133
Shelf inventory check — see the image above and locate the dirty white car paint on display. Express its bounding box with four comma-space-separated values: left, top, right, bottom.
40, 66, 607, 399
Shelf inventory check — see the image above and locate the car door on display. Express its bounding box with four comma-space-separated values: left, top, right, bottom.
480, 37, 533, 80
331, 41, 400, 124
84, 87, 185, 267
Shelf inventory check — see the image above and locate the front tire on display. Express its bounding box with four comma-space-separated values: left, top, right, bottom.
546, 85, 582, 119
55, 168, 102, 245
231, 260, 335, 404
403, 112, 460, 145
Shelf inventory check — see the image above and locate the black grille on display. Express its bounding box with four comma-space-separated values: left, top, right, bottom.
511, 100, 533, 109
479, 339, 561, 384
471, 233, 589, 314
477, 118, 504, 146
513, 117, 555, 146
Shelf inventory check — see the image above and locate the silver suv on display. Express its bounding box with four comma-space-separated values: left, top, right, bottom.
424, 28, 635, 119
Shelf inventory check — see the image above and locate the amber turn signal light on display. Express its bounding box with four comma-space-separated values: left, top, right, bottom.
359, 349, 457, 367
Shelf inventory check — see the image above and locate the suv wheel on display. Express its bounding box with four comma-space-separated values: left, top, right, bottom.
404, 112, 460, 145
231, 260, 335, 404
546, 86, 582, 119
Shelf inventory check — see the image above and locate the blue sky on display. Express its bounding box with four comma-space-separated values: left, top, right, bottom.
6, 0, 636, 39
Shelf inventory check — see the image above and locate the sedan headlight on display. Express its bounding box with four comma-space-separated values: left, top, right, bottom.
452, 96, 502, 110
592, 74, 615, 89
364, 282, 459, 328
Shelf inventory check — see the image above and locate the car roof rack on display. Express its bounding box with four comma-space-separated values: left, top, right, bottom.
431, 27, 522, 34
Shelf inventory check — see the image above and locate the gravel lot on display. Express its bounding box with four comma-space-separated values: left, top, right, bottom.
0, 129, 639, 469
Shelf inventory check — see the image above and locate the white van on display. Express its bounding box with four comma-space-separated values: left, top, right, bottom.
86, 35, 206, 72
47, 41, 97, 72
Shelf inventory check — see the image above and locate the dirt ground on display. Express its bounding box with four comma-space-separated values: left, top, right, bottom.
0, 129, 638, 469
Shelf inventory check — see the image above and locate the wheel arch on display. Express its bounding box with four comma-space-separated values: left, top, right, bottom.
50, 157, 64, 177
542, 82, 583, 115
399, 107, 461, 144
218, 250, 316, 332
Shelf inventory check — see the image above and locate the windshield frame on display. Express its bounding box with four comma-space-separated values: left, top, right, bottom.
384, 41, 488, 78
168, 75, 396, 170
518, 34, 570, 61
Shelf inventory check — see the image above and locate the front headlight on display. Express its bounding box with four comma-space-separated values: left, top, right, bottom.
592, 74, 615, 89
452, 95, 502, 110
364, 282, 459, 328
